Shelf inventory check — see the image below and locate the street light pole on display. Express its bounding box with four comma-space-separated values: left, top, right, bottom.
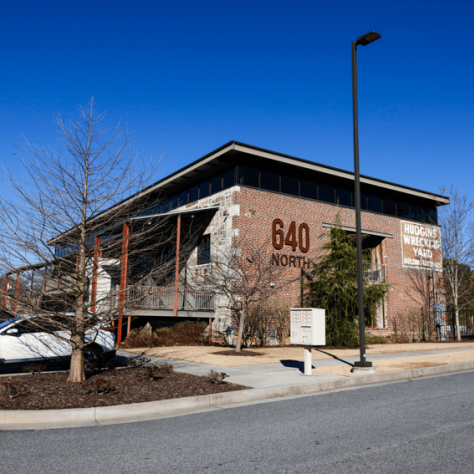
351, 31, 381, 373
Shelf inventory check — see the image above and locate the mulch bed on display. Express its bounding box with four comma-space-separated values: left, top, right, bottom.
0, 368, 246, 411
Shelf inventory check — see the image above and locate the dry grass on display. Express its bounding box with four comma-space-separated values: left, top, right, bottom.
122, 341, 474, 368
314, 349, 474, 377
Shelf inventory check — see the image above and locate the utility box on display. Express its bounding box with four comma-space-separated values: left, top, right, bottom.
290, 308, 326, 346
434, 303, 446, 326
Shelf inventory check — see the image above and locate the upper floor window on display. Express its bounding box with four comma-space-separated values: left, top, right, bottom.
200, 181, 210, 199
197, 235, 211, 265
260, 170, 280, 192
300, 179, 318, 200
240, 166, 259, 187
281, 175, 299, 195
368, 195, 382, 213
336, 188, 352, 207
319, 184, 335, 203
211, 175, 222, 194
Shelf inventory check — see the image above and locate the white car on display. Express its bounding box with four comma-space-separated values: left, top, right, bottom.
0, 315, 116, 370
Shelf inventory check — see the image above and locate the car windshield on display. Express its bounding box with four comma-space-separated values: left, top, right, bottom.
0, 319, 18, 331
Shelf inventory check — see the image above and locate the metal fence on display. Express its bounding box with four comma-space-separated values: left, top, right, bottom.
444, 309, 474, 338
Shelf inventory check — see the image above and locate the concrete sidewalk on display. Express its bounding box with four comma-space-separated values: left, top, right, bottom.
118, 345, 474, 389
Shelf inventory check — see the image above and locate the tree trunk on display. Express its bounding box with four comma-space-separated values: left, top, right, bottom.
235, 308, 245, 352
455, 308, 462, 342
67, 349, 86, 382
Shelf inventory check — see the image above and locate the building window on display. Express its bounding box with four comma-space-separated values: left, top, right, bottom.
368, 195, 382, 213
260, 170, 280, 192
189, 185, 198, 203
360, 193, 368, 210
179, 190, 188, 206
223, 168, 235, 188
200, 180, 210, 199
240, 166, 259, 187
336, 188, 352, 207
411, 205, 422, 222
397, 202, 410, 218
160, 199, 169, 213
281, 175, 299, 196
424, 207, 437, 224
384, 199, 396, 216
319, 184, 335, 203
300, 179, 318, 200
197, 235, 211, 265
169, 195, 179, 210
211, 175, 222, 194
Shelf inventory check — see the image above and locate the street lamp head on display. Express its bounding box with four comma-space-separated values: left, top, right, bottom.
356, 31, 381, 46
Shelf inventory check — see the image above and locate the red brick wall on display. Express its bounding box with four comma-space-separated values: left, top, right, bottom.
233, 186, 443, 331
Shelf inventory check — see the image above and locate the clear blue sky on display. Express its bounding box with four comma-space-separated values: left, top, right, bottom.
1, 0, 473, 203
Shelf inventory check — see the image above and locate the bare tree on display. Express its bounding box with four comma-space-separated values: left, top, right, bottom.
191, 239, 296, 352
439, 187, 474, 341
0, 100, 196, 382
403, 267, 437, 340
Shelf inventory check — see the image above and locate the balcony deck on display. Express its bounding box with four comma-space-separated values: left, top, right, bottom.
110, 286, 216, 318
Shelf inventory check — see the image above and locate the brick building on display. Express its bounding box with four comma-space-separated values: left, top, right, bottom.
50, 141, 449, 342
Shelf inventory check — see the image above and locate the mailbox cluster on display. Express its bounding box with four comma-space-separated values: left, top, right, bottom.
290, 308, 326, 346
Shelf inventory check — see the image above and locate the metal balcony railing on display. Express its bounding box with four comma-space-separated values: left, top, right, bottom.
363, 262, 385, 283
106, 286, 215, 312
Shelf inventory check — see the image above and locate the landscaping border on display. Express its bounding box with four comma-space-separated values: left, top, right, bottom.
2, 360, 474, 431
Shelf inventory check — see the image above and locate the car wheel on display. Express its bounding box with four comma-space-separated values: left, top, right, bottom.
84, 346, 101, 371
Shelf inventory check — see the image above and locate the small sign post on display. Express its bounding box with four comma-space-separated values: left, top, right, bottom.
290, 308, 326, 375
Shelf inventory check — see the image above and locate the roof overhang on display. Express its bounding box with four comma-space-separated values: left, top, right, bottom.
49, 141, 449, 246
131, 141, 449, 205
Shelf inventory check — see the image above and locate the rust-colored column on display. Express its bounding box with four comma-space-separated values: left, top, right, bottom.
208, 317, 212, 344
173, 214, 181, 317
2, 274, 9, 310
13, 272, 20, 316
90, 237, 100, 314
117, 223, 129, 345
29, 270, 35, 305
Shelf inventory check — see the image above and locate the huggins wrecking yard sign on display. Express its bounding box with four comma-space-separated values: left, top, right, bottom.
401, 221, 442, 271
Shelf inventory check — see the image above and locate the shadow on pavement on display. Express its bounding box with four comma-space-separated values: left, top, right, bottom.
316, 349, 354, 367
280, 360, 307, 373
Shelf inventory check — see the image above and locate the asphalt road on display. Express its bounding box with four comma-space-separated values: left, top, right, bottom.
1, 371, 474, 474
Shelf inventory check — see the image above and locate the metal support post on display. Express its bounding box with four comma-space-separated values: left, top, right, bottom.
91, 237, 100, 314
209, 317, 213, 344
304, 346, 312, 376
57, 263, 61, 291
118, 222, 129, 345
174, 214, 181, 317
13, 272, 20, 316
2, 274, 8, 310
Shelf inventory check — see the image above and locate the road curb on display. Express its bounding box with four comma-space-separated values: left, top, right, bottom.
2, 360, 474, 431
